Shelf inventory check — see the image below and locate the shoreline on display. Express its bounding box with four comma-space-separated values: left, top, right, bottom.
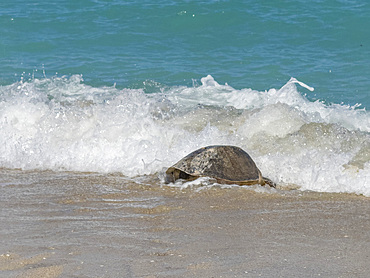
1, 171, 370, 277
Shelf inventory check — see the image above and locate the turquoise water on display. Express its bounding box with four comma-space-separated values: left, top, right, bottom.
1, 0, 369, 107
0, 1, 369, 195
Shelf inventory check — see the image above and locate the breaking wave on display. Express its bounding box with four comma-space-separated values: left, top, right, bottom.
1, 75, 369, 195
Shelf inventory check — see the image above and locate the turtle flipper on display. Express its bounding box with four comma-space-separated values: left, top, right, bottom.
262, 177, 276, 188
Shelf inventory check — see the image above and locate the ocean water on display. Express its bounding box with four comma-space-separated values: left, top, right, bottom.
0, 1, 369, 196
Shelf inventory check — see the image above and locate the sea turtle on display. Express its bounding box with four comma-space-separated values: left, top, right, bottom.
165, 145, 275, 187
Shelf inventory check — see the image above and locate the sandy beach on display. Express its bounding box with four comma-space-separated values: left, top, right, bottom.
1, 169, 370, 278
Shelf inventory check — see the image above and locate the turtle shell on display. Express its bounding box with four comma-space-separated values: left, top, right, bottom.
165, 145, 275, 187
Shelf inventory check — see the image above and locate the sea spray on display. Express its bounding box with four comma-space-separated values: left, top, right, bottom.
0, 75, 369, 195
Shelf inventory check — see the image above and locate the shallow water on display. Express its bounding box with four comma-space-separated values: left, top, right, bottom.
1, 169, 370, 277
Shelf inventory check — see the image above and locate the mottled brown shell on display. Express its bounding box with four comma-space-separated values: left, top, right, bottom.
165, 145, 275, 187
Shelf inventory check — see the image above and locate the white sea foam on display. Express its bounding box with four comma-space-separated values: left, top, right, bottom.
0, 75, 369, 195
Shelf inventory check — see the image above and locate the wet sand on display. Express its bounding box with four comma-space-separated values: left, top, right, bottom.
1, 169, 370, 277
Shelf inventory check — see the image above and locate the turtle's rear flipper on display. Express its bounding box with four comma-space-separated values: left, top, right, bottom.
263, 177, 276, 188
